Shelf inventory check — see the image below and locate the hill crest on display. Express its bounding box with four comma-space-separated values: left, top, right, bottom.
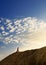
0, 46, 46, 65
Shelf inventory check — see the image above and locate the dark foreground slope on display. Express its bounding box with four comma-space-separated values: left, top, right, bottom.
0, 47, 46, 65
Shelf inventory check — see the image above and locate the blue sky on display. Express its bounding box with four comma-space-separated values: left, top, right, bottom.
0, 0, 46, 19
0, 0, 46, 61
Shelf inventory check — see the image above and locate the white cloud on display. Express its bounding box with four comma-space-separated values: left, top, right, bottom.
39, 20, 46, 29
9, 27, 15, 32
14, 19, 21, 25
0, 17, 46, 61
0, 17, 46, 47
7, 23, 13, 29
6, 19, 11, 24
0, 26, 5, 30
2, 31, 9, 36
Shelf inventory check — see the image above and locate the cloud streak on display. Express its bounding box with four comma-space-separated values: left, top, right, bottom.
0, 17, 46, 48
0, 17, 46, 61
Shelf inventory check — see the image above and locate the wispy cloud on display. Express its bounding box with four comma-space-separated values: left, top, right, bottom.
0, 17, 46, 48
0, 17, 46, 61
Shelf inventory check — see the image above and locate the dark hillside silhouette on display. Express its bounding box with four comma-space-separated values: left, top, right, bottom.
0, 46, 46, 65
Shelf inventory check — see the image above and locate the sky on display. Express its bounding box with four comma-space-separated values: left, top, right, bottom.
0, 0, 46, 61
